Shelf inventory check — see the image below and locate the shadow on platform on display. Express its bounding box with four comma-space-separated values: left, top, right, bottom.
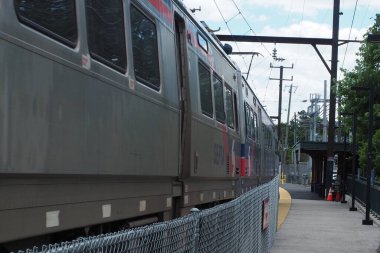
281, 183, 322, 200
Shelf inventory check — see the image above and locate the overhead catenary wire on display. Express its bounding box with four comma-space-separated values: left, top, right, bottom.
212, 0, 277, 91
284, 0, 295, 27
212, 0, 255, 89
358, 0, 371, 31
216, 0, 274, 87
340, 0, 359, 78
263, 67, 273, 104
229, 0, 272, 57
298, 0, 306, 36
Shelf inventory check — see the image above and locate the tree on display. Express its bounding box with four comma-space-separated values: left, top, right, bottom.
339, 14, 380, 179
283, 111, 315, 164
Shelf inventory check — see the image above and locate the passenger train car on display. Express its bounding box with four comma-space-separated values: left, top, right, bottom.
0, 0, 278, 250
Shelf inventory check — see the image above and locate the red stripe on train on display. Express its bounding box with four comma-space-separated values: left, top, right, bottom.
148, 0, 173, 24
240, 157, 246, 176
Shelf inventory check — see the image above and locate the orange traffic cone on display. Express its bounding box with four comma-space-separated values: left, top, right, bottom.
335, 191, 341, 201
327, 187, 333, 201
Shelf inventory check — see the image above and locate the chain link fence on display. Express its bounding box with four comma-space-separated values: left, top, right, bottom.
17, 176, 279, 253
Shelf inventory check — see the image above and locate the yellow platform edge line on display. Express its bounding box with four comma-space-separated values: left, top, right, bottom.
277, 187, 292, 230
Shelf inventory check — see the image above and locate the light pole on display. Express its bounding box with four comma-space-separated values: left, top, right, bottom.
352, 86, 374, 225
340, 112, 357, 205
341, 112, 358, 211
341, 130, 347, 203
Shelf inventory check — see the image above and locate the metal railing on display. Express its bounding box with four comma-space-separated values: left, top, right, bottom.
346, 176, 380, 217
16, 176, 279, 253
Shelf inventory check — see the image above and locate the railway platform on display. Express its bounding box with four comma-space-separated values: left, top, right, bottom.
271, 183, 380, 253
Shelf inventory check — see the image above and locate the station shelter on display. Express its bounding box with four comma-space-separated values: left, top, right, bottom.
293, 141, 351, 198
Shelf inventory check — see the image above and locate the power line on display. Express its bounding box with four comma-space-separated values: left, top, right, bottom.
225, 0, 274, 84
284, 0, 295, 27
340, 0, 359, 77
212, 0, 255, 89
298, 0, 306, 36
263, 67, 273, 103
358, 0, 371, 31
212, 0, 275, 91
229, 0, 272, 56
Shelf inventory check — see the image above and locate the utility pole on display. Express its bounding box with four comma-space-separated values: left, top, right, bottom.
326, 0, 341, 197
270, 63, 293, 181
293, 113, 297, 149
283, 84, 296, 173
269, 63, 293, 143
293, 112, 299, 181
285, 84, 297, 150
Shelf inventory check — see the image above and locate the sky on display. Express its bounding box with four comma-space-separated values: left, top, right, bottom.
181, 0, 379, 123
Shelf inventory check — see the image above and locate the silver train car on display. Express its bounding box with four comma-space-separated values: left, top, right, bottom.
0, 0, 278, 250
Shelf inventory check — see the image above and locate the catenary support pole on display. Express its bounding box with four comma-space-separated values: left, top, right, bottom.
323, 80, 328, 142
326, 0, 341, 198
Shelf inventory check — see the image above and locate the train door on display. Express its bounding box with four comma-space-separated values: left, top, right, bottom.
174, 14, 191, 180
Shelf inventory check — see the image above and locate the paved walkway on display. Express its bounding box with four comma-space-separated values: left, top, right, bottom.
282, 183, 322, 200
272, 184, 380, 253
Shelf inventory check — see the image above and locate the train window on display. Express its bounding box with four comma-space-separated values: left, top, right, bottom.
213, 75, 225, 123
268, 129, 271, 148
86, 0, 127, 72
233, 93, 239, 131
253, 113, 258, 140
198, 62, 213, 117
225, 86, 234, 129
251, 113, 256, 140
249, 110, 253, 139
268, 131, 272, 148
130, 5, 161, 90
197, 33, 208, 53
244, 104, 249, 137
263, 127, 267, 147
270, 133, 273, 148
14, 0, 77, 47
244, 103, 254, 139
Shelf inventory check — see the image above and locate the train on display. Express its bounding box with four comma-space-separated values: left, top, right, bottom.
0, 0, 279, 251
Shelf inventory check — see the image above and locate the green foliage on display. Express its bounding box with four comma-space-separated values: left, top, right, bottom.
339, 14, 380, 177
282, 115, 316, 164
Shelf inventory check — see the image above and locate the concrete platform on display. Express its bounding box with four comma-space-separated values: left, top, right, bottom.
277, 187, 291, 230
272, 184, 380, 253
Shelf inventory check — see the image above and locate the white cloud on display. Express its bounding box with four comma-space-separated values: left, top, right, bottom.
257, 15, 268, 22
246, 0, 331, 17
261, 20, 332, 37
